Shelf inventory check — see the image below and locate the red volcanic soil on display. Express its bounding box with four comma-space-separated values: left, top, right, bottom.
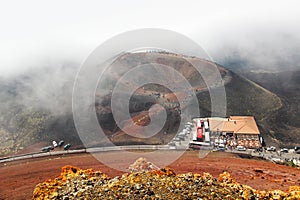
1, 151, 300, 199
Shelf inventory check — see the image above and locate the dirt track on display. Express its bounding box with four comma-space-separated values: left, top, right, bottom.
1, 151, 300, 200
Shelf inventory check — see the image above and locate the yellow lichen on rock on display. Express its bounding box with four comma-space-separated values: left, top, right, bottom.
32, 161, 300, 200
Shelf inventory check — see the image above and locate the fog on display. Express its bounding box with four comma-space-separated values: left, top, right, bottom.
201, 23, 300, 72
1, 1, 300, 75
0, 0, 300, 114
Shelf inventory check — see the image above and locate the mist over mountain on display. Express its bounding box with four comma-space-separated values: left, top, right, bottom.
242, 70, 300, 146
0, 62, 81, 155
0, 51, 296, 156
209, 31, 300, 73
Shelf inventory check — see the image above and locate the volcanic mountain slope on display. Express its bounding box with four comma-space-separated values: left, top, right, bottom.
0, 52, 284, 155
94, 52, 282, 146
242, 70, 300, 147
94, 52, 230, 145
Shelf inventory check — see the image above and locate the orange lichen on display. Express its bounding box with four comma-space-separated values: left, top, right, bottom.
219, 171, 234, 183
33, 164, 300, 200
150, 167, 176, 176
33, 165, 109, 199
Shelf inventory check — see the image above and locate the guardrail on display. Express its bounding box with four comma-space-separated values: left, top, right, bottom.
0, 151, 41, 161
0, 145, 175, 164
0, 149, 87, 164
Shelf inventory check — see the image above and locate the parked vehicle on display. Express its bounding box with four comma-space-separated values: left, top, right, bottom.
185, 126, 191, 131
168, 142, 176, 146
185, 124, 191, 129
177, 134, 185, 140
41, 147, 49, 152
253, 147, 263, 153
213, 147, 225, 152
64, 143, 71, 150
295, 147, 300, 154
41, 146, 54, 152
52, 141, 58, 148
180, 131, 187, 137
58, 140, 64, 147
267, 146, 276, 151
237, 146, 246, 151
280, 148, 289, 153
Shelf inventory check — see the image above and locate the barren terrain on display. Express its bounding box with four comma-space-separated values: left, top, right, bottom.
1, 151, 300, 199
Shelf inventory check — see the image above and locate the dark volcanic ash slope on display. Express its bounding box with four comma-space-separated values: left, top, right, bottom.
242, 70, 300, 147
0, 52, 284, 155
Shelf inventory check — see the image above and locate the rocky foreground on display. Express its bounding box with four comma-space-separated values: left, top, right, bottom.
33, 158, 300, 200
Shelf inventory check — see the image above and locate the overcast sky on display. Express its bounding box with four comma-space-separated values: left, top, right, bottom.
1, 0, 300, 75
